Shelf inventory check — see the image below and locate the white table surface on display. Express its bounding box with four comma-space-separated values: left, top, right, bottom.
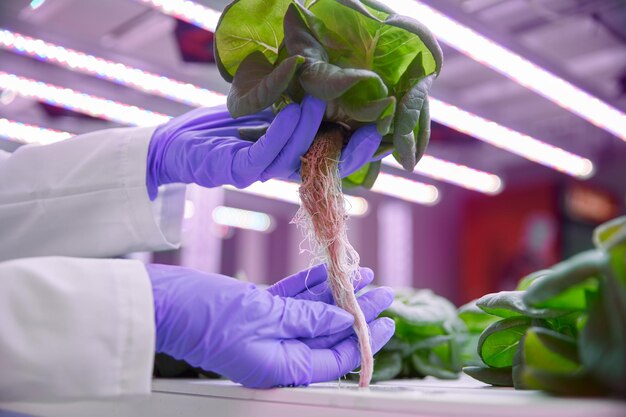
2, 376, 625, 417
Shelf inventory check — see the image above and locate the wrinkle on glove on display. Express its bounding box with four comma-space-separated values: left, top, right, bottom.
147, 263, 394, 388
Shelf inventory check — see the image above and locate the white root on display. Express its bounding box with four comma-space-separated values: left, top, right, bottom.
294, 129, 373, 388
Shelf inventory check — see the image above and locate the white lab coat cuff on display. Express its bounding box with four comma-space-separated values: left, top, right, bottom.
122, 127, 185, 251
117, 259, 156, 397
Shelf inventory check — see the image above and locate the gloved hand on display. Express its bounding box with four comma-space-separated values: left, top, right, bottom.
147, 263, 395, 388
146, 95, 383, 199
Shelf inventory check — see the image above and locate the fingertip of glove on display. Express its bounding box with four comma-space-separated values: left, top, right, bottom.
302, 94, 326, 112
276, 103, 301, 123
355, 124, 381, 140
373, 317, 396, 343
379, 317, 396, 332
359, 266, 374, 278
374, 286, 395, 308
379, 286, 395, 303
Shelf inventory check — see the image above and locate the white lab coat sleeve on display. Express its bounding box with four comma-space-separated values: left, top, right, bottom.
0, 256, 155, 402
0, 127, 185, 262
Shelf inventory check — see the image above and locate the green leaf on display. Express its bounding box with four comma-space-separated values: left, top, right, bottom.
414, 95, 431, 164
458, 301, 502, 334
342, 160, 381, 189
523, 327, 580, 374
463, 366, 513, 387
516, 269, 552, 291
593, 215, 626, 252
383, 289, 467, 349
293, 2, 353, 55
384, 14, 443, 76
393, 73, 434, 171
593, 216, 626, 284
373, 142, 394, 160
412, 352, 460, 379
340, 94, 395, 124
460, 333, 482, 366
521, 367, 606, 396
381, 337, 414, 356
359, 0, 395, 16
547, 312, 584, 338
215, 0, 292, 82
343, 164, 367, 188
476, 291, 566, 319
335, 0, 383, 21
376, 99, 396, 136
361, 160, 381, 188
395, 52, 427, 95
511, 334, 528, 389
371, 350, 403, 382
308, 0, 439, 86
283, 3, 329, 62
478, 316, 531, 368
228, 52, 304, 117
385, 289, 463, 327
579, 272, 626, 396
300, 62, 388, 101
523, 250, 606, 310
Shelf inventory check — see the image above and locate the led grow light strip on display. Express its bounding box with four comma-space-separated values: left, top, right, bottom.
0, 118, 72, 144
383, 155, 503, 195
372, 173, 439, 205
388, 0, 626, 142
0, 72, 170, 126
429, 98, 595, 178
136, 0, 220, 31
212, 205, 274, 232
224, 181, 373, 214
0, 29, 225, 108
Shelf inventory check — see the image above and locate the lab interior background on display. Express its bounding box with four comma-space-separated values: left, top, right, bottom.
0, 0, 625, 306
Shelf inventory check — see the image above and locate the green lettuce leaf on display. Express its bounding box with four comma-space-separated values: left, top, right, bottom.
215, 0, 292, 82
228, 52, 304, 117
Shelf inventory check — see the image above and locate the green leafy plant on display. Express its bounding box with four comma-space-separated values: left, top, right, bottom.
215, 0, 442, 186
215, 0, 441, 387
358, 289, 468, 382
462, 216, 626, 397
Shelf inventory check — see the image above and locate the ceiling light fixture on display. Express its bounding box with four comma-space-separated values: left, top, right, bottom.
0, 72, 170, 126
429, 98, 595, 178
371, 173, 440, 205
0, 29, 225, 108
135, 0, 220, 31
0, 117, 72, 144
212, 205, 274, 233
224, 181, 373, 214
383, 155, 503, 195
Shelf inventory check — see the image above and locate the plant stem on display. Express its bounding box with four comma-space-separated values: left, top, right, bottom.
297, 124, 373, 388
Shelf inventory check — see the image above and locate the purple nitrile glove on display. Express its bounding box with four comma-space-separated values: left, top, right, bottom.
146, 263, 395, 388
146, 95, 383, 199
